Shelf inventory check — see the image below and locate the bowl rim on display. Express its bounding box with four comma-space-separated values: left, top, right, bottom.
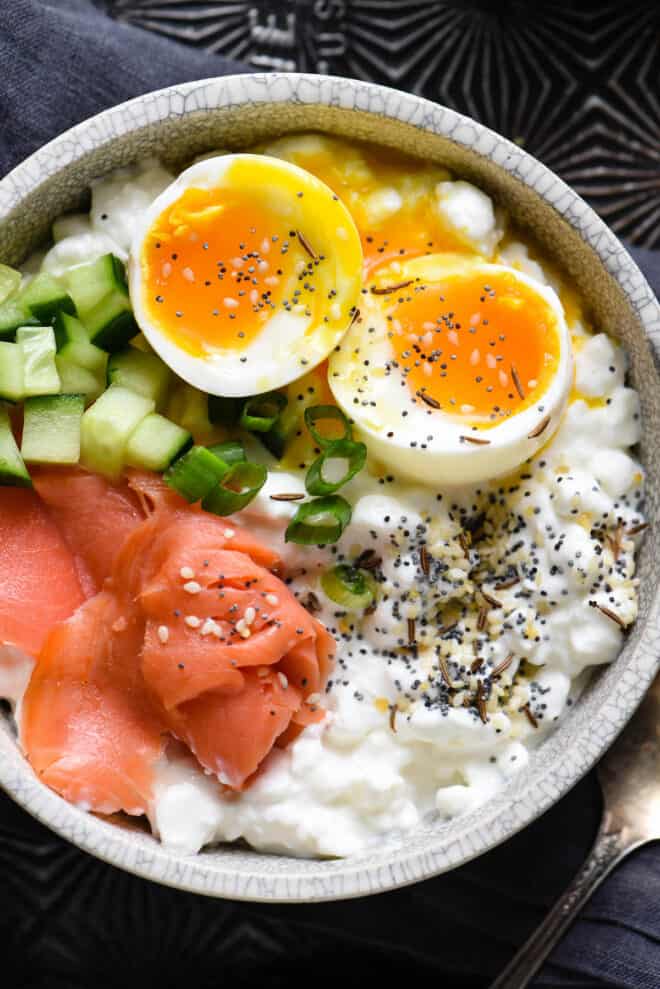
1, 71, 659, 903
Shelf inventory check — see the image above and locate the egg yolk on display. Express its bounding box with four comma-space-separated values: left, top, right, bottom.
140, 186, 325, 356
388, 270, 560, 427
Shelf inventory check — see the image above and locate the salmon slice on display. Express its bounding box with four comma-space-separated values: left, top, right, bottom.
20, 476, 335, 813
22, 593, 165, 816
172, 670, 302, 788
133, 512, 333, 786
0, 488, 85, 655
32, 468, 145, 594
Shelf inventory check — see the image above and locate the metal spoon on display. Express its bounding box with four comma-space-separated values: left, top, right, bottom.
491, 666, 660, 988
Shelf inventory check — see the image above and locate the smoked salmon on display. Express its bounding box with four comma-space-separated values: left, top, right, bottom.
17, 467, 335, 817
32, 468, 145, 595
0, 488, 85, 655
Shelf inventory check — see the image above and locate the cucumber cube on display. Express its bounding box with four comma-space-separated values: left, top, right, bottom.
107, 347, 171, 406
54, 312, 108, 376
20, 272, 76, 323
55, 357, 105, 403
0, 404, 31, 486
0, 342, 24, 402
17, 326, 60, 396
65, 254, 137, 352
0, 264, 21, 305
166, 383, 214, 441
80, 384, 155, 480
0, 299, 38, 340
125, 413, 192, 471
21, 394, 85, 465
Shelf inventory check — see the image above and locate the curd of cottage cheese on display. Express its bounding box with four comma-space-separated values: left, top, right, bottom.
7, 144, 645, 858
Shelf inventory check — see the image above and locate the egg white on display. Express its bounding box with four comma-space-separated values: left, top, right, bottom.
329, 255, 573, 485
129, 154, 362, 397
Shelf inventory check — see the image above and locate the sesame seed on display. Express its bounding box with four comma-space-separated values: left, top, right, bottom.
224, 529, 235, 539
180, 566, 195, 579
201, 618, 222, 637
183, 581, 202, 594
236, 618, 251, 638
184, 616, 201, 628
244, 606, 256, 625
157, 625, 169, 644
278, 672, 289, 689
266, 593, 279, 606
306, 692, 321, 705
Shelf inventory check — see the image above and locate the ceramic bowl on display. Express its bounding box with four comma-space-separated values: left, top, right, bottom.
0, 73, 659, 902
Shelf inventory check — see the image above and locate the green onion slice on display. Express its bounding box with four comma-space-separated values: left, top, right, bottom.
202, 461, 267, 515
304, 405, 351, 447
305, 438, 366, 495
164, 445, 229, 503
240, 391, 287, 432
321, 564, 378, 611
208, 394, 243, 425
285, 495, 352, 545
206, 439, 246, 466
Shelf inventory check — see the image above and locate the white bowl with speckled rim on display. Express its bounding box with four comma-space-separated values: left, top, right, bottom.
1, 73, 659, 902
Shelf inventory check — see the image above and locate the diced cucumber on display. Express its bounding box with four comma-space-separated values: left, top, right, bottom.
164, 445, 229, 503
80, 384, 155, 480
20, 272, 76, 323
166, 383, 215, 441
64, 254, 137, 351
55, 357, 105, 403
107, 347, 170, 406
16, 326, 60, 397
125, 413, 192, 472
53, 312, 108, 376
0, 342, 24, 402
0, 264, 21, 305
0, 404, 31, 486
21, 394, 85, 465
0, 299, 38, 340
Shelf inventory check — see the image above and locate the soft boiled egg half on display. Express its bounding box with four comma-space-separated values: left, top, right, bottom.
129, 154, 362, 396
329, 254, 573, 485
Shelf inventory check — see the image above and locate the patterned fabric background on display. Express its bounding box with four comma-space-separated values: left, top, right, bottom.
107, 0, 660, 248
2, 5, 659, 989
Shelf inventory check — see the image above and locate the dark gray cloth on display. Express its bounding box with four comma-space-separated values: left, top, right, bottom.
0, 3, 659, 988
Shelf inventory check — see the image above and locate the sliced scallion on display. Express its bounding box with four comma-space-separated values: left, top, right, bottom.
207, 439, 246, 466
164, 445, 229, 502
305, 438, 366, 495
202, 461, 267, 515
304, 405, 351, 447
285, 495, 352, 545
320, 564, 378, 611
240, 391, 287, 432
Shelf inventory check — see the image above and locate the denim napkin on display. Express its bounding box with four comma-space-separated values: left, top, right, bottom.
1, 3, 660, 988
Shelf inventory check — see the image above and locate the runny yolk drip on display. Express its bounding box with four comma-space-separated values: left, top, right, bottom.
389, 270, 560, 427
272, 146, 466, 278
361, 219, 466, 278
141, 186, 320, 356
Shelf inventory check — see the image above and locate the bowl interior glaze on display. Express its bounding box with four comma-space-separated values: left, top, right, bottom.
0, 74, 659, 902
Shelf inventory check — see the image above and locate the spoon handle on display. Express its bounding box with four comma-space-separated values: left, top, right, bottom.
489, 823, 634, 989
